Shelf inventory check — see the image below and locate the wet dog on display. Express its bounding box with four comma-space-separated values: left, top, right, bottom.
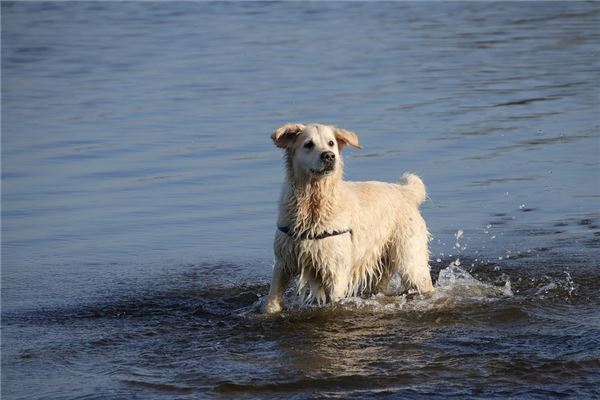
264, 123, 433, 313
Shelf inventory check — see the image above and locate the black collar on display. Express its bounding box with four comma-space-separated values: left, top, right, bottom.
278, 226, 353, 241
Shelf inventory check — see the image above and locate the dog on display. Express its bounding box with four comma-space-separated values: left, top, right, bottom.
263, 123, 433, 313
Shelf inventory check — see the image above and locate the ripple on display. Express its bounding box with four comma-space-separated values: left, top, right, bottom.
493, 97, 556, 107
121, 379, 193, 394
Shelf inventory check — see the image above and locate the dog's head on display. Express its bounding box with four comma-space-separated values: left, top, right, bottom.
272, 123, 361, 181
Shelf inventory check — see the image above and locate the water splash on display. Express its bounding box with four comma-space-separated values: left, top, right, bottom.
528, 271, 577, 300
334, 264, 513, 313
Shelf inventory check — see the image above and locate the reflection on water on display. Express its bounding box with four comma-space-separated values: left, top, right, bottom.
4, 260, 598, 399
2, 1, 599, 399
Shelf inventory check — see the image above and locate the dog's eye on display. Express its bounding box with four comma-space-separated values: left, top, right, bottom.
304, 141, 314, 149
328, 140, 335, 147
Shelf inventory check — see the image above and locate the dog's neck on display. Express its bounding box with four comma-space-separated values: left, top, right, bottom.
283, 151, 343, 234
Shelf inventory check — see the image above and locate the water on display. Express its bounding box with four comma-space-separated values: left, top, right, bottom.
2, 2, 599, 399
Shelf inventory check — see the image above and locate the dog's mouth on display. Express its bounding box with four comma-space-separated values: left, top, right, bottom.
310, 165, 335, 176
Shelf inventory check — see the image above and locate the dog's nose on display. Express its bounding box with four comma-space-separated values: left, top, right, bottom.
320, 151, 336, 163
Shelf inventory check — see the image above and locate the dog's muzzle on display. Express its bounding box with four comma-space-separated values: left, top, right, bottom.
312, 151, 336, 175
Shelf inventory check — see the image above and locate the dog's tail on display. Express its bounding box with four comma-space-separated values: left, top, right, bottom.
398, 173, 427, 205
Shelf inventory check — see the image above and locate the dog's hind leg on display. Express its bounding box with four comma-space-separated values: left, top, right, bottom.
375, 269, 393, 294
374, 249, 394, 294
390, 230, 434, 294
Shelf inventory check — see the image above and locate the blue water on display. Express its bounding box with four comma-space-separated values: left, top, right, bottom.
2, 2, 599, 399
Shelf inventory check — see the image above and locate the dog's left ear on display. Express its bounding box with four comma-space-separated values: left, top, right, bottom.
334, 128, 362, 150
272, 123, 305, 148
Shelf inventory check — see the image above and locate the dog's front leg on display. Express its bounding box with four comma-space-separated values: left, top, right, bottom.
330, 278, 350, 303
328, 251, 353, 302
263, 261, 291, 314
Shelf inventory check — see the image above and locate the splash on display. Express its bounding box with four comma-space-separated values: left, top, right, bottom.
334, 264, 513, 313
435, 264, 513, 298
527, 271, 578, 300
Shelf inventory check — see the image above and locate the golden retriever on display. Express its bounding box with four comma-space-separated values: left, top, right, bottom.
263, 123, 433, 313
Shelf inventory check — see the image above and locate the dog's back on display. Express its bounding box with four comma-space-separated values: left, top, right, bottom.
337, 174, 430, 294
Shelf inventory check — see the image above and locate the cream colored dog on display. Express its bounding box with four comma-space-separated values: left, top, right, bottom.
263, 123, 433, 313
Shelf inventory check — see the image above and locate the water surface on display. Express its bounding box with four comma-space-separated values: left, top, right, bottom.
2, 2, 599, 399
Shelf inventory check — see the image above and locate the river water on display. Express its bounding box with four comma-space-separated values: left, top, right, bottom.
2, 2, 599, 399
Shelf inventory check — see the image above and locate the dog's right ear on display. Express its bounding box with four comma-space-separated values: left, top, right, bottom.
271, 123, 305, 148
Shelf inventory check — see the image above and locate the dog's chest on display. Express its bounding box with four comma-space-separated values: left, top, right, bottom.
287, 235, 351, 274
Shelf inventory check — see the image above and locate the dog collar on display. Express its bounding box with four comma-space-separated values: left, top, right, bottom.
277, 226, 353, 240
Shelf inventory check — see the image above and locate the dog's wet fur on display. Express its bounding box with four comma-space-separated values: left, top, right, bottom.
264, 123, 433, 313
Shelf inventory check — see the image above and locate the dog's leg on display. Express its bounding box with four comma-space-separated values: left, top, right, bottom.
375, 269, 392, 294
330, 275, 350, 302
263, 261, 291, 314
392, 233, 434, 294
328, 249, 353, 302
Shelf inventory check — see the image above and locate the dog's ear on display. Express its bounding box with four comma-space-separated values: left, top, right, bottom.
271, 123, 305, 148
334, 128, 362, 150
